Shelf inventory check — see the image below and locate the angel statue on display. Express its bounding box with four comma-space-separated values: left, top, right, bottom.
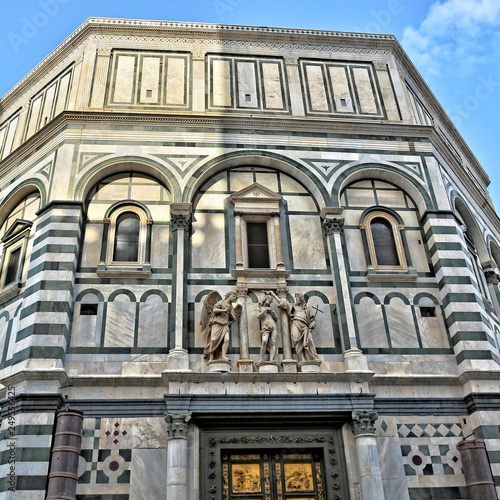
257, 292, 278, 363
269, 291, 320, 364
201, 291, 240, 362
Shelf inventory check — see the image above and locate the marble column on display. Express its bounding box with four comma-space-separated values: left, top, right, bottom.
237, 286, 253, 372
272, 212, 285, 268
234, 211, 244, 268
352, 410, 385, 500
165, 412, 191, 500
167, 203, 192, 371
278, 286, 297, 373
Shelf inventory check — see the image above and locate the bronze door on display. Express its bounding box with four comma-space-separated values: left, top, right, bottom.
222, 450, 326, 500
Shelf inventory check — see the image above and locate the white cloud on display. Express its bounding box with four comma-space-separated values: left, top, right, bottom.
402, 0, 500, 77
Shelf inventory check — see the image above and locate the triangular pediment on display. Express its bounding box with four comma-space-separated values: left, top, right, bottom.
230, 183, 283, 203
2, 219, 32, 243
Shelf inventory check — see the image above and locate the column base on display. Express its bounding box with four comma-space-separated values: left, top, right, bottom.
166, 349, 190, 371
238, 359, 254, 373
281, 359, 298, 373
207, 359, 231, 373
299, 360, 322, 373
256, 361, 279, 373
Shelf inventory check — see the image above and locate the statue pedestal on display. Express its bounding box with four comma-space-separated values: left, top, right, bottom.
207, 359, 231, 373
299, 360, 322, 373
281, 359, 298, 373
238, 359, 254, 373
256, 361, 279, 373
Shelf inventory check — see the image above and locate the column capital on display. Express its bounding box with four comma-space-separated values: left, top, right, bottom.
284, 56, 299, 65
485, 270, 499, 285
164, 412, 191, 438
97, 46, 112, 57
103, 217, 111, 225
271, 212, 281, 218
323, 218, 344, 236
171, 213, 192, 232
352, 410, 378, 436
236, 286, 248, 298
234, 211, 244, 217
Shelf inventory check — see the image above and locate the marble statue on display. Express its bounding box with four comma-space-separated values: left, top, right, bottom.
257, 292, 278, 362
201, 291, 240, 362
270, 291, 320, 363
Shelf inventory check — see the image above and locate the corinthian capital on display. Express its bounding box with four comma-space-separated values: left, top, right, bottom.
352, 410, 378, 436
164, 412, 191, 438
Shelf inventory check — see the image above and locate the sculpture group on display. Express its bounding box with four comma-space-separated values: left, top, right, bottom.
201, 289, 320, 369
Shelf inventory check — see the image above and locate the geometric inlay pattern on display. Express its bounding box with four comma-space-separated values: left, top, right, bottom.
397, 423, 463, 439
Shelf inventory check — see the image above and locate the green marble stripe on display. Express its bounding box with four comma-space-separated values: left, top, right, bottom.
446, 311, 490, 325
450, 330, 497, 347
0, 425, 53, 439
33, 229, 80, 246
432, 258, 468, 273
0, 447, 50, 463
475, 425, 500, 439
350, 281, 439, 289
20, 301, 71, 321
408, 487, 468, 499
424, 226, 459, 239
456, 350, 499, 364
10, 346, 65, 364
428, 241, 465, 255
442, 293, 481, 308
75, 278, 172, 285
27, 260, 76, 279
16, 323, 68, 341
30, 244, 78, 261
67, 346, 170, 354
0, 476, 47, 491
36, 215, 80, 231
486, 450, 500, 463
23, 280, 74, 299
438, 275, 477, 288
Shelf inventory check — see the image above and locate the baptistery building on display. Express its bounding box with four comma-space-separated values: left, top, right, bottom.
0, 17, 500, 500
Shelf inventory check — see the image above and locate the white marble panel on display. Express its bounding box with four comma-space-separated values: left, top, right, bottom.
247, 300, 261, 348
378, 437, 410, 500
151, 225, 170, 268
26, 94, 43, 138
377, 69, 401, 121
0, 127, 6, 158
352, 67, 378, 114
92, 183, 129, 202
81, 224, 103, 268
41, 83, 57, 124
356, 297, 387, 348
345, 188, 376, 207
195, 193, 226, 210
376, 189, 406, 208
350, 180, 373, 189
289, 215, 326, 270
139, 56, 161, 103
206, 172, 228, 192
73, 310, 98, 347
192, 213, 226, 268
138, 295, 167, 347
406, 230, 430, 273
54, 71, 71, 115
255, 172, 278, 192
305, 64, 328, 111
229, 171, 253, 191
104, 294, 135, 347
280, 174, 307, 193
166, 57, 186, 105
212, 59, 232, 107
130, 449, 167, 500
307, 296, 334, 347
329, 65, 354, 112
237, 61, 258, 107
262, 62, 284, 109
417, 314, 449, 349
0, 317, 8, 360
285, 195, 317, 212
113, 55, 136, 103
386, 298, 419, 348
130, 184, 162, 202
344, 229, 367, 271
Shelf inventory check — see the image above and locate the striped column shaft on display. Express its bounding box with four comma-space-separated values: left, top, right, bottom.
0, 409, 56, 496
423, 213, 500, 370
12, 202, 82, 370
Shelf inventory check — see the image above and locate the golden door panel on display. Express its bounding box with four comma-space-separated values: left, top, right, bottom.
222, 450, 325, 500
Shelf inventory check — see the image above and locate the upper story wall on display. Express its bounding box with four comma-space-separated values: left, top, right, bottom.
0, 19, 492, 205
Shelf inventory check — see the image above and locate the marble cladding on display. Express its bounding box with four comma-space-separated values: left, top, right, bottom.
191, 212, 226, 268
288, 215, 327, 270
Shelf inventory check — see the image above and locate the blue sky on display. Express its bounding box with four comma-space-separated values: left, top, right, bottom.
1, 0, 499, 210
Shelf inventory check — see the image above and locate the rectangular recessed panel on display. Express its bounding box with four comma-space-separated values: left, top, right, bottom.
261, 62, 284, 109
212, 59, 232, 107
113, 55, 136, 103
2, 116, 19, 159
139, 56, 161, 104
236, 61, 258, 108
352, 66, 378, 114
0, 127, 6, 158
329, 65, 354, 113
41, 83, 57, 125
54, 71, 71, 116
305, 64, 329, 111
165, 57, 186, 105
26, 95, 43, 138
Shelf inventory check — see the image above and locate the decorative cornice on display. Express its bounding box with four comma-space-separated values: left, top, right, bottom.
164, 412, 191, 438
352, 409, 378, 435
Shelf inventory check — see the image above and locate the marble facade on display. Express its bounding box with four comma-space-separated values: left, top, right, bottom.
0, 17, 499, 500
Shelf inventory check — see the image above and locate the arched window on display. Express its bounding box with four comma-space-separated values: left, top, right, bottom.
360, 209, 412, 277
113, 212, 140, 262
370, 217, 399, 266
